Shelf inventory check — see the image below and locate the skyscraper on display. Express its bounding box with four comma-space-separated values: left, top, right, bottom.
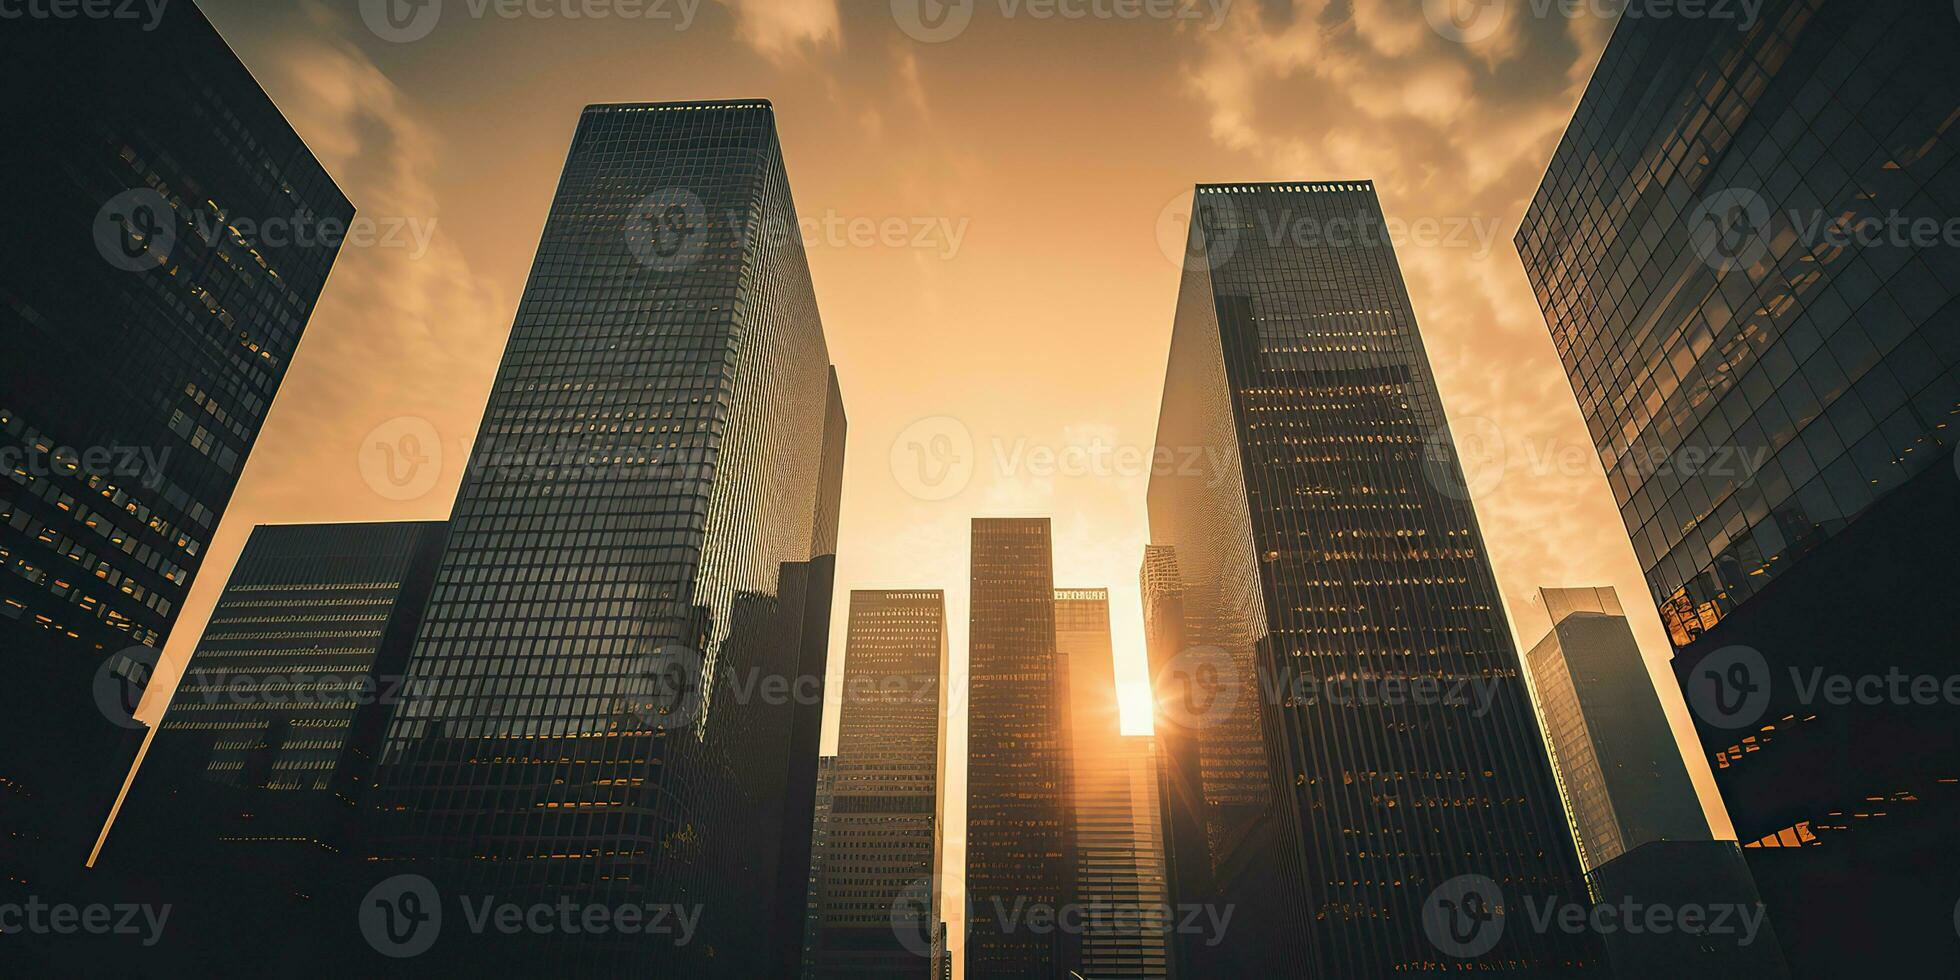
801, 755, 837, 980
367, 100, 846, 976
965, 518, 1071, 979
1516, 2, 1960, 972
0, 1, 352, 927
1148, 181, 1599, 975
810, 590, 948, 979
1524, 587, 1707, 870
1055, 588, 1170, 980
99, 520, 447, 970
1137, 543, 1208, 979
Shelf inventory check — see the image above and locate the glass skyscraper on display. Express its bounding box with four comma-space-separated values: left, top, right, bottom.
0, 1, 351, 940
1148, 181, 1599, 975
965, 517, 1071, 979
100, 520, 447, 971
1517, 2, 1960, 972
1055, 588, 1170, 980
367, 100, 846, 976
810, 590, 948, 979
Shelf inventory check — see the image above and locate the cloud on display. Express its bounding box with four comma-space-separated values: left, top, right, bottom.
718, 0, 842, 60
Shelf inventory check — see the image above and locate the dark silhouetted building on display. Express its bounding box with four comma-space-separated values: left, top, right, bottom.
367, 100, 845, 976
812, 590, 948, 979
1517, 2, 1960, 972
100, 520, 446, 971
1149, 181, 1599, 975
802, 754, 837, 979
0, 3, 351, 960
1056, 588, 1170, 979
1525, 587, 1708, 869
966, 518, 1072, 978
1587, 841, 1787, 979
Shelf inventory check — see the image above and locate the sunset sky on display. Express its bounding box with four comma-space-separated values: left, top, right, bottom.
132, 0, 1733, 958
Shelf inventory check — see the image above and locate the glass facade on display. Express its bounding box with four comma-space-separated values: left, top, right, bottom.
965, 518, 1071, 978
1523, 588, 1708, 872
98, 520, 446, 969
1517, 0, 1960, 646
0, 2, 351, 929
1517, 3, 1960, 973
811, 590, 947, 979
1149, 182, 1598, 974
1056, 589, 1170, 980
368, 100, 846, 976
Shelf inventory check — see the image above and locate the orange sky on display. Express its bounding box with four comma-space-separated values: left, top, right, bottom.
136, 0, 1733, 968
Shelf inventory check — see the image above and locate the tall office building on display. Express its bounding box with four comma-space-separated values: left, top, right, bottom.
810, 590, 948, 979
1055, 588, 1171, 980
801, 755, 837, 980
368, 101, 846, 976
0, 0, 352, 933
1516, 2, 1960, 972
1137, 544, 1208, 979
1524, 587, 1708, 870
100, 521, 446, 970
965, 518, 1071, 978
1148, 182, 1599, 975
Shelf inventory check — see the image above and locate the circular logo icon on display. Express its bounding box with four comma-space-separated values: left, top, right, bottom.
1421, 416, 1507, 501
1155, 189, 1240, 273
360, 874, 442, 958
1422, 874, 1505, 958
1154, 645, 1241, 730
624, 188, 710, 271
892, 0, 974, 42
1687, 187, 1773, 273
891, 873, 970, 958
361, 0, 443, 42
1684, 644, 1772, 730
633, 642, 706, 730
358, 416, 443, 502
93, 645, 159, 729
1423, 0, 1507, 43
94, 188, 178, 273
890, 416, 975, 501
